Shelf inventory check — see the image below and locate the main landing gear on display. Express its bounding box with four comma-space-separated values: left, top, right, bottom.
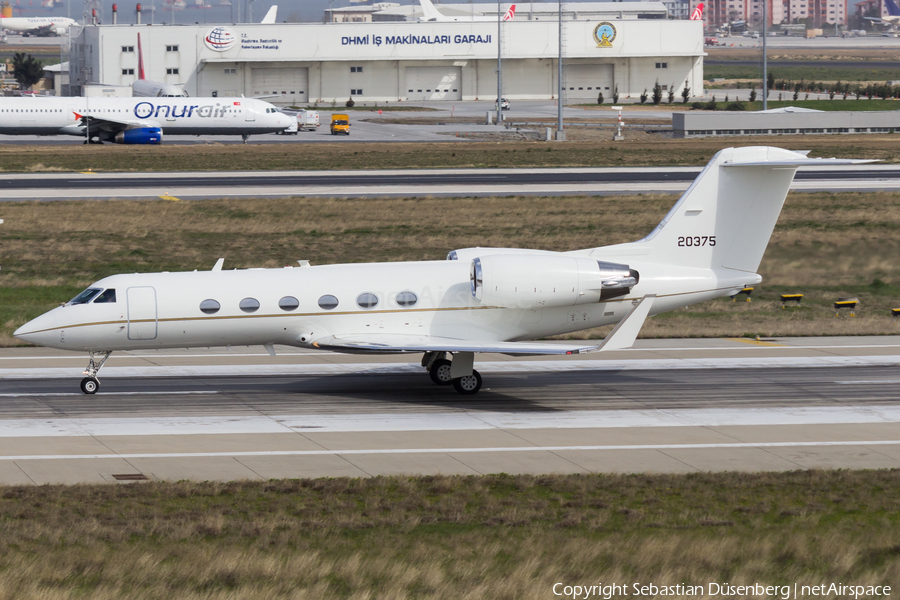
423, 351, 483, 395
81, 351, 111, 394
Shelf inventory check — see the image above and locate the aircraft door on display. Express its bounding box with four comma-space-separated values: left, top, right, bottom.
244, 105, 255, 122
127, 286, 158, 340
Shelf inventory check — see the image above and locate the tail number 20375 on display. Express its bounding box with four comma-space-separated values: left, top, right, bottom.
677, 236, 716, 247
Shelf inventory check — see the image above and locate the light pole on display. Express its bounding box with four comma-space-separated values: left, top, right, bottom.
556, 0, 564, 140
496, 0, 502, 125
762, 0, 767, 109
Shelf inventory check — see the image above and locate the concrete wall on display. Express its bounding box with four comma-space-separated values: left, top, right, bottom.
674, 111, 900, 137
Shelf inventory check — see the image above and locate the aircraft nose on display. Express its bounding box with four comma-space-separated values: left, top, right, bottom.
14, 311, 60, 348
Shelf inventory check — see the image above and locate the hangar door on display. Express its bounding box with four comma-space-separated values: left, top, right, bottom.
564, 64, 613, 101
405, 67, 461, 101
250, 67, 308, 102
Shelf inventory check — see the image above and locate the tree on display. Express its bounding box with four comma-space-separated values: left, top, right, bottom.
11, 52, 42, 90
767, 71, 775, 91
651, 80, 662, 105
749, 88, 757, 102
792, 83, 800, 101
681, 82, 690, 103
667, 84, 675, 104
597, 91, 604, 105
612, 84, 619, 104
640, 88, 648, 104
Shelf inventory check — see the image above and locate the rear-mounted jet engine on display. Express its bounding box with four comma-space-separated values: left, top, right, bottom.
470, 254, 638, 309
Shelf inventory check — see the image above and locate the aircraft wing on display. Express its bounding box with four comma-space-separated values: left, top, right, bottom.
312, 334, 597, 355
73, 112, 159, 134
313, 295, 656, 355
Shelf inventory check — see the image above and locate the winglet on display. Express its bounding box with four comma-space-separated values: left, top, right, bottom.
594, 294, 655, 352
211, 258, 224, 271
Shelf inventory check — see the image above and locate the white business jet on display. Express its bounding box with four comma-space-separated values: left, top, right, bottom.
14, 147, 867, 395
0, 95, 293, 143
418, 0, 515, 22
0, 15, 77, 36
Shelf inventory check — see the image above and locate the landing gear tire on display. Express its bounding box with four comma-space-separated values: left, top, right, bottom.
241, 134, 249, 143
80, 377, 99, 394
452, 370, 482, 395
428, 359, 453, 386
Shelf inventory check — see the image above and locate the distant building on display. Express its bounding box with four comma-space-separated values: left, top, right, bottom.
691, 0, 846, 29
370, 2, 669, 22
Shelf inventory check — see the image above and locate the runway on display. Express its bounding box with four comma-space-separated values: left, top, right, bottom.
2, 165, 900, 200
0, 336, 899, 484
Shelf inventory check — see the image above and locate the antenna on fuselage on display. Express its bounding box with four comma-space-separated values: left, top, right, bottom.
212, 258, 224, 271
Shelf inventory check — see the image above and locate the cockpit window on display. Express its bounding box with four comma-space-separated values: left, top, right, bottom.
93, 289, 117, 303
69, 288, 102, 305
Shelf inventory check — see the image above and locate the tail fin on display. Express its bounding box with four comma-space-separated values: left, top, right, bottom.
261, 4, 277, 23
596, 147, 872, 274
690, 3, 703, 20
503, 4, 516, 20
418, 0, 444, 21
137, 32, 145, 80
886, 0, 900, 17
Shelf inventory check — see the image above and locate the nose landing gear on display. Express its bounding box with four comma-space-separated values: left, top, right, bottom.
81, 351, 111, 394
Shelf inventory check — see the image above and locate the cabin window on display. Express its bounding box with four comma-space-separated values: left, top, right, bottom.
199, 299, 220, 314
69, 288, 102, 305
93, 289, 117, 303
356, 293, 379, 309
395, 291, 418, 307
318, 295, 339, 310
239, 298, 260, 313
278, 296, 300, 311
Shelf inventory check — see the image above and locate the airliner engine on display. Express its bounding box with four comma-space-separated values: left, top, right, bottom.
114, 127, 163, 144
470, 255, 638, 309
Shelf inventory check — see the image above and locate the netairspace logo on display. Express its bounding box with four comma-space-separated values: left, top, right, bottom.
551, 582, 893, 600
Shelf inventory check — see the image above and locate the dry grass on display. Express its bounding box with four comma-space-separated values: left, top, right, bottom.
0, 135, 900, 172
0, 471, 898, 599
2, 191, 898, 343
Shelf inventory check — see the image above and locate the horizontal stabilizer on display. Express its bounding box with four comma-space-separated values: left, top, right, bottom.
723, 158, 877, 167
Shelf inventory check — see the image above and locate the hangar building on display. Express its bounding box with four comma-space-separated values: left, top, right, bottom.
69, 14, 703, 104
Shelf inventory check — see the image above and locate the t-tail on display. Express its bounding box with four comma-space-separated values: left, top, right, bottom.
593, 146, 872, 276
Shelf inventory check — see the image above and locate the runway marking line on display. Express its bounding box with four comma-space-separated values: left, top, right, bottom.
727, 337, 786, 347
0, 391, 218, 397
2, 440, 900, 461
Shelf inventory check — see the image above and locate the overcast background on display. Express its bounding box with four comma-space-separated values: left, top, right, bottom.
20, 0, 597, 26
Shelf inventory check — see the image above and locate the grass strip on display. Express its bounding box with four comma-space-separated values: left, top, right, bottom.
0, 471, 897, 599
1, 135, 900, 172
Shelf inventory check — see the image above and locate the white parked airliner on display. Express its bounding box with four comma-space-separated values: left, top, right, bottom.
418, 0, 515, 22
14, 147, 866, 395
0, 15, 77, 36
0, 96, 293, 143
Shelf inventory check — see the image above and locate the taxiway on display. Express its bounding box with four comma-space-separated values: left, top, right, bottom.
1, 165, 899, 200
0, 336, 898, 484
